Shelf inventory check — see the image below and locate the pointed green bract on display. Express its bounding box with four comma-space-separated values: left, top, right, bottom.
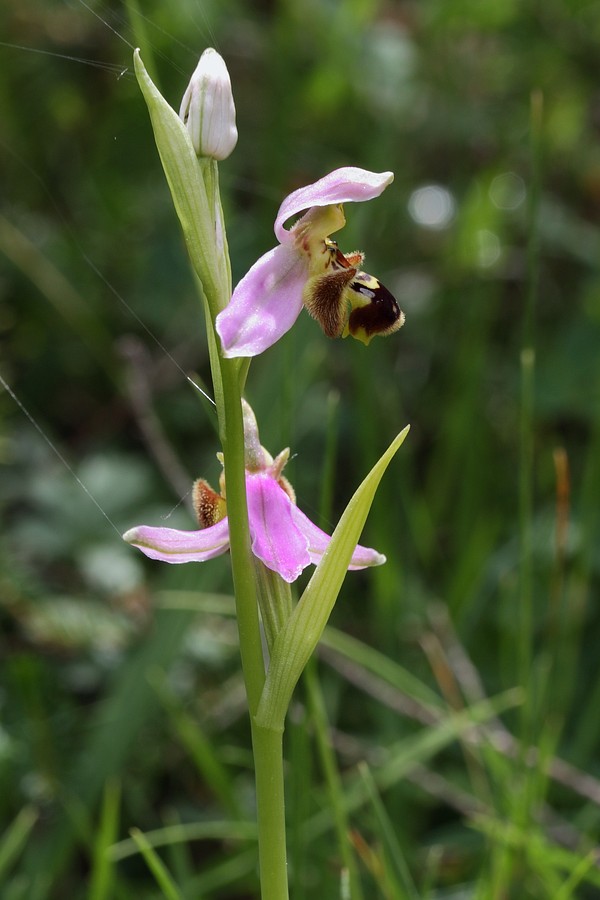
255, 425, 410, 732
133, 50, 226, 315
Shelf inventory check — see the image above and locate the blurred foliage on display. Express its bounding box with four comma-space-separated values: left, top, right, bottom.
1, 0, 600, 897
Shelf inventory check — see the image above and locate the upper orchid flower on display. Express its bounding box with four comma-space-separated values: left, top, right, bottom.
123, 401, 385, 583
215, 167, 405, 357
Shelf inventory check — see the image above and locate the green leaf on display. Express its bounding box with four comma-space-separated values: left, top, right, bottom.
357, 763, 420, 900
109, 821, 258, 862
21, 598, 200, 895
88, 779, 121, 900
0, 807, 38, 884
133, 50, 226, 314
321, 625, 443, 710
255, 425, 410, 732
129, 828, 184, 900
304, 689, 523, 842
472, 814, 600, 891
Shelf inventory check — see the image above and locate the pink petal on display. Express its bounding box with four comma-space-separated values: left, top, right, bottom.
123, 519, 230, 564
246, 474, 311, 583
290, 505, 386, 570
275, 167, 394, 243
216, 244, 307, 357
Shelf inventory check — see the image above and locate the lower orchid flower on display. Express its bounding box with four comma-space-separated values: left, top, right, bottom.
123, 401, 385, 584
215, 167, 405, 357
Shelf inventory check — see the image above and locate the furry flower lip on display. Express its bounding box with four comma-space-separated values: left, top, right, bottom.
123, 401, 385, 584
215, 167, 405, 357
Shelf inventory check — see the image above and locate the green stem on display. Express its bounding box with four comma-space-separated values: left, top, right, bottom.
219, 359, 265, 715
518, 345, 535, 731
221, 359, 288, 900
216, 322, 290, 900
513, 90, 543, 860
199, 164, 289, 898
196, 163, 265, 717
518, 91, 542, 744
219, 363, 289, 897
251, 724, 290, 900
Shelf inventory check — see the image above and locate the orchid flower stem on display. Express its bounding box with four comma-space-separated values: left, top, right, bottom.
195, 158, 265, 714
198, 165, 289, 899
219, 360, 290, 900
251, 724, 289, 900
220, 364, 290, 899
205, 204, 288, 898
219, 359, 265, 712
210, 345, 290, 899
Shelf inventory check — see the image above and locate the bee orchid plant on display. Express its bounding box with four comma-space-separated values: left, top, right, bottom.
129, 46, 409, 900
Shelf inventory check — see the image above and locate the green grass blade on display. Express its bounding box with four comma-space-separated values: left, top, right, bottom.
554, 848, 600, 900
88, 779, 121, 900
109, 821, 257, 862
473, 814, 600, 891
21, 592, 201, 895
149, 668, 242, 819
517, 90, 543, 742
357, 763, 419, 900
321, 626, 443, 710
287, 702, 313, 900
181, 847, 258, 896
0, 806, 38, 883
305, 660, 363, 900
129, 828, 184, 900
305, 690, 522, 840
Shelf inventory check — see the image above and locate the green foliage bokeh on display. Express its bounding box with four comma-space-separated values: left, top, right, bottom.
1, 0, 600, 897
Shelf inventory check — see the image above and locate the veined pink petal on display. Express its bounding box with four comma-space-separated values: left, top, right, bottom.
290, 504, 386, 570
246, 473, 311, 583
123, 519, 230, 564
275, 167, 394, 243
216, 244, 307, 357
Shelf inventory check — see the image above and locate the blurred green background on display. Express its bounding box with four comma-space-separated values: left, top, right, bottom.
2, 0, 600, 897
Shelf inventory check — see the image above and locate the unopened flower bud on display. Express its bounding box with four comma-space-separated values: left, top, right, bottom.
179, 48, 238, 160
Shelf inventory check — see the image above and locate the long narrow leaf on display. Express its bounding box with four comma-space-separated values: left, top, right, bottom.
133, 51, 225, 311
0, 806, 38, 883
89, 779, 121, 900
305, 690, 522, 840
358, 763, 420, 900
22, 599, 199, 895
109, 821, 258, 862
129, 829, 184, 900
256, 426, 410, 731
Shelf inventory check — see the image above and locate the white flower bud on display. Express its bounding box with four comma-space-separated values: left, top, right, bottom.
179, 49, 238, 161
